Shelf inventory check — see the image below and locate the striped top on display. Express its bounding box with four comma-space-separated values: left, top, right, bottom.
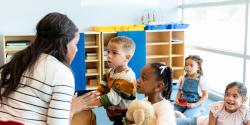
96, 68, 137, 121
0, 53, 75, 125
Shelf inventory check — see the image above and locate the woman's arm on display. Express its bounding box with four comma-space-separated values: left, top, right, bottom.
208, 111, 217, 125
69, 91, 100, 125
187, 90, 208, 108
174, 89, 182, 104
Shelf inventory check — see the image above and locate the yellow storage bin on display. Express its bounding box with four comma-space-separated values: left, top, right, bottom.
93, 26, 121, 32
120, 25, 145, 31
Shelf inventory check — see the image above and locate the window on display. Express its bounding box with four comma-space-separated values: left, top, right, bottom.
183, 0, 234, 4
181, 0, 249, 97
185, 48, 243, 94
184, 5, 246, 53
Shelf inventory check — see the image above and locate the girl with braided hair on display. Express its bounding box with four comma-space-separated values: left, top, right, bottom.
174, 55, 210, 118
135, 62, 176, 125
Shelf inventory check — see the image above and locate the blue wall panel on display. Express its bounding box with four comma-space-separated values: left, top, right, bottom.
70, 33, 86, 91
118, 31, 146, 81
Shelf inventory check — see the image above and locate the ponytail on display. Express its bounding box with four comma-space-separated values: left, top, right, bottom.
149, 62, 173, 101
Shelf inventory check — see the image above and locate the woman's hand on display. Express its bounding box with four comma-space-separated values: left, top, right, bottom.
187, 103, 197, 108
70, 91, 100, 115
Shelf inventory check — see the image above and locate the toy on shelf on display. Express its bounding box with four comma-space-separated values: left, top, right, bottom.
141, 8, 163, 24
141, 16, 144, 25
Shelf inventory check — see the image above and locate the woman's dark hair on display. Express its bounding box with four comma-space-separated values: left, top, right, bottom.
225, 82, 247, 99
0, 12, 78, 103
185, 55, 204, 75
149, 62, 173, 100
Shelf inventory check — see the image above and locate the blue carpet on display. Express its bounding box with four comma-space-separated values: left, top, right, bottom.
93, 85, 216, 125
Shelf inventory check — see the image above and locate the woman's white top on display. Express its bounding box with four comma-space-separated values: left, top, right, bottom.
0, 54, 75, 125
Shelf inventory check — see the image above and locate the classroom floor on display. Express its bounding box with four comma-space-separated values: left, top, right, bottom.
92, 84, 216, 125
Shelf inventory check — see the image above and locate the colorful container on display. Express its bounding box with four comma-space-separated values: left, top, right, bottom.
144, 24, 168, 30
167, 23, 189, 29
120, 25, 145, 31
93, 26, 121, 32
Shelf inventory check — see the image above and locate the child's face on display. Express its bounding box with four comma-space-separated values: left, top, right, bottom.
136, 65, 158, 94
224, 86, 246, 113
107, 42, 127, 68
185, 59, 200, 76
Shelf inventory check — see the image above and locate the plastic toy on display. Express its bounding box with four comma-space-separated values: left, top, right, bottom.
177, 99, 188, 107
141, 8, 163, 24
141, 16, 144, 25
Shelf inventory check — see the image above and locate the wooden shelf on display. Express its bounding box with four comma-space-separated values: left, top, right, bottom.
171, 42, 184, 44
146, 55, 170, 59
146, 42, 169, 46
85, 45, 99, 48
104, 59, 107, 61
86, 85, 99, 90
86, 72, 100, 76
171, 54, 183, 57
5, 49, 23, 52
172, 66, 183, 70
85, 59, 99, 62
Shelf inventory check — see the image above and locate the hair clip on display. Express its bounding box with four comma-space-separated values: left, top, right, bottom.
159, 66, 167, 74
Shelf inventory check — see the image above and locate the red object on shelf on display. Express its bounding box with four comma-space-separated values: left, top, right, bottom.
178, 99, 187, 106
0, 120, 24, 125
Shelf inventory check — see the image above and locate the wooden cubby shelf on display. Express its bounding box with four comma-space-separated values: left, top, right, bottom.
146, 30, 185, 83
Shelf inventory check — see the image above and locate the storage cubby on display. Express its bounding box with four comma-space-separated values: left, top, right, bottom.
101, 32, 117, 75
171, 44, 184, 56
171, 57, 184, 70
86, 76, 100, 90
83, 32, 102, 90
3, 34, 36, 64
173, 69, 184, 81
146, 58, 170, 66
172, 31, 184, 42
146, 32, 171, 43
146, 45, 170, 58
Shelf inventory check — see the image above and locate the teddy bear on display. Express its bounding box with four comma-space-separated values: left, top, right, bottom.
125, 100, 157, 125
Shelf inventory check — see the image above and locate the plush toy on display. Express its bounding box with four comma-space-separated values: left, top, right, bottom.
125, 100, 157, 125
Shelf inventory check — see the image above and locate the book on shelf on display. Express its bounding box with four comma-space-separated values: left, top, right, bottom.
86, 68, 98, 73
86, 53, 97, 56
6, 54, 13, 62
6, 45, 28, 49
85, 41, 96, 46
6, 41, 30, 46
103, 56, 107, 60
86, 56, 97, 60
103, 51, 108, 56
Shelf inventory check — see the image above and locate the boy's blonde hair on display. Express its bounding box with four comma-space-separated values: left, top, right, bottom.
109, 36, 136, 57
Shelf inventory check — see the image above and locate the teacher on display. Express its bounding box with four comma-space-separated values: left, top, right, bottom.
0, 12, 99, 125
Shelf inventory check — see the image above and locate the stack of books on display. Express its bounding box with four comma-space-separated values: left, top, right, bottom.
6, 41, 30, 49
103, 51, 108, 60
85, 34, 96, 46
86, 68, 98, 73
6, 54, 13, 62
86, 53, 97, 60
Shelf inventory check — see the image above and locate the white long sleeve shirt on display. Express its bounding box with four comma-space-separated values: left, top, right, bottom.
0, 53, 75, 125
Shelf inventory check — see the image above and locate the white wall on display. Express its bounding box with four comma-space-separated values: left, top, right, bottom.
0, 0, 178, 65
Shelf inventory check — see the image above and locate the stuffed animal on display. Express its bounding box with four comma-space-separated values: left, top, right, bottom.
125, 100, 157, 125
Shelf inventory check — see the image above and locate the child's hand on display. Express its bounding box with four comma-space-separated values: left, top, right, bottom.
187, 103, 198, 108
174, 99, 179, 105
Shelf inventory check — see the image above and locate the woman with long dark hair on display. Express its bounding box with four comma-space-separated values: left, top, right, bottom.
0, 12, 99, 125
